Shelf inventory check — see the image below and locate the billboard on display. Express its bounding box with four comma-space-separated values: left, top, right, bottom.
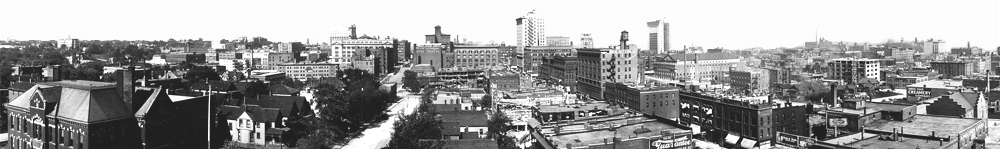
777, 131, 815, 148
650, 131, 694, 149
828, 118, 848, 127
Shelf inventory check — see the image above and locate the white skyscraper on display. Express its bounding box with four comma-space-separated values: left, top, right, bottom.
516, 10, 546, 48
647, 20, 669, 54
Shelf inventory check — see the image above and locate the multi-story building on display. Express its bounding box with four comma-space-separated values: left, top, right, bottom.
498, 46, 517, 64
352, 55, 377, 74
239, 52, 295, 69
490, 72, 520, 92
330, 38, 394, 65
425, 25, 452, 44
453, 45, 499, 69
218, 52, 245, 61
523, 46, 574, 72
678, 92, 810, 145
603, 83, 680, 119
827, 58, 881, 84
930, 61, 974, 78
647, 20, 670, 54
653, 53, 741, 82
579, 33, 593, 48
516, 10, 546, 48
414, 44, 452, 69
729, 69, 770, 95
540, 56, 578, 91
545, 36, 571, 47
56, 38, 79, 49
576, 48, 639, 100
273, 63, 340, 79
6, 80, 140, 149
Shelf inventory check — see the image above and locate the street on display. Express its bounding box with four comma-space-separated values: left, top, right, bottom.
340, 66, 423, 149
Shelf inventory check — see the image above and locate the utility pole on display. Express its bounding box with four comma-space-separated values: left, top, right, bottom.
207, 81, 213, 149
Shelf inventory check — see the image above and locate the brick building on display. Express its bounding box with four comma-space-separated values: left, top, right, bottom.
603, 83, 680, 119
6, 80, 141, 149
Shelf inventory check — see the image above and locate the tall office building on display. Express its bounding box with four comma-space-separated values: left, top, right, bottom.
516, 10, 546, 48
647, 20, 669, 54
580, 33, 594, 48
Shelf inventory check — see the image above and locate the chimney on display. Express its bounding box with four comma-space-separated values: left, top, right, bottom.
122, 66, 135, 112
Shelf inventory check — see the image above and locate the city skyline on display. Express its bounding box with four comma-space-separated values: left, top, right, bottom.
1, 0, 997, 50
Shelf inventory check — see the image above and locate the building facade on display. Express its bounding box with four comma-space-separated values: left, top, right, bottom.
576, 48, 639, 100
729, 69, 770, 95
541, 56, 578, 91
453, 45, 500, 69
523, 46, 574, 72
490, 73, 520, 92
545, 36, 571, 47
930, 61, 974, 78
654, 53, 741, 82
330, 39, 394, 65
827, 58, 881, 84
6, 81, 140, 149
579, 34, 593, 48
414, 44, 453, 70
273, 63, 340, 79
603, 83, 680, 119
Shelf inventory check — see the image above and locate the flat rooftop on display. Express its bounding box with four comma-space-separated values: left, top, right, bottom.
906, 80, 961, 89
864, 114, 981, 137
841, 135, 951, 149
547, 121, 679, 148
537, 103, 612, 113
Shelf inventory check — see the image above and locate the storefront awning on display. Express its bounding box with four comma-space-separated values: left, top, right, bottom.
725, 134, 740, 145
739, 138, 758, 149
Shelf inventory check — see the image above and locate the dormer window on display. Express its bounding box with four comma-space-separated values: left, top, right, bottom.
31, 94, 43, 109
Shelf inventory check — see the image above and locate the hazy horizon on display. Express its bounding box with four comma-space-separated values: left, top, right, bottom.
1, 0, 997, 50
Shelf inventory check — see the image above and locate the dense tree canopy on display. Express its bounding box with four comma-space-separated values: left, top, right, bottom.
66, 62, 104, 81
384, 87, 440, 149
402, 70, 421, 92
286, 69, 399, 147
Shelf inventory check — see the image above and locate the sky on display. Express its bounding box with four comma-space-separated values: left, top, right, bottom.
1, 0, 998, 50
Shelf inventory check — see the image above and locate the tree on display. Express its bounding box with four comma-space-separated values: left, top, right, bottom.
281, 115, 318, 147
211, 111, 233, 148
402, 70, 421, 92
480, 95, 493, 110
41, 50, 66, 65
280, 76, 306, 89
795, 81, 831, 103
66, 62, 104, 81
487, 111, 519, 149
384, 97, 442, 149
185, 66, 221, 82
232, 60, 245, 71
295, 69, 400, 146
